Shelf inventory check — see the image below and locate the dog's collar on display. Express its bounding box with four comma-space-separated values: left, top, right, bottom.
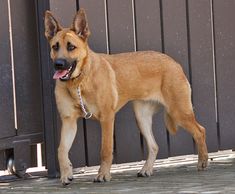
77, 87, 92, 119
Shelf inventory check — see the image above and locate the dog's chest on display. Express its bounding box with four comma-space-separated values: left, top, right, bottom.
69, 88, 98, 118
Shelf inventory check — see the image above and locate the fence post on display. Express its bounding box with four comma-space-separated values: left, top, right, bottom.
35, 0, 60, 178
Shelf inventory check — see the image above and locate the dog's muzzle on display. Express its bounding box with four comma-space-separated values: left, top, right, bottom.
54, 58, 71, 70
53, 58, 77, 81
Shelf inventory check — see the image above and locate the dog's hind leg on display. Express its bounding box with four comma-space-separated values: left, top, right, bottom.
164, 111, 178, 135
133, 100, 159, 177
172, 111, 208, 170
162, 76, 208, 170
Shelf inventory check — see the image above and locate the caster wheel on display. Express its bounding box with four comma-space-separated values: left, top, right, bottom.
7, 158, 26, 178
7, 158, 15, 174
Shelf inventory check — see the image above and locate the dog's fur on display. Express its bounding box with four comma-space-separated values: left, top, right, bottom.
44, 9, 208, 185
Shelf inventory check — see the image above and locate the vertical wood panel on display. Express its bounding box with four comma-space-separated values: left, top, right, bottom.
107, 0, 143, 163
213, 0, 235, 149
84, 120, 101, 166
78, 0, 107, 166
162, 0, 190, 75
135, 0, 162, 51
135, 0, 168, 159
49, 0, 77, 27
107, 0, 135, 54
188, 0, 218, 152
10, 0, 43, 134
30, 145, 37, 167
36, 0, 59, 177
0, 151, 6, 170
0, 0, 16, 138
153, 110, 168, 159
162, 0, 194, 156
70, 120, 86, 167
79, 0, 108, 53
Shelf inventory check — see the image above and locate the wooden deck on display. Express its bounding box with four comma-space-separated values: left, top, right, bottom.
1, 150, 235, 193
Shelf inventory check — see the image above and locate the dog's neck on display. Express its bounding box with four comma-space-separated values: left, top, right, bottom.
65, 48, 96, 119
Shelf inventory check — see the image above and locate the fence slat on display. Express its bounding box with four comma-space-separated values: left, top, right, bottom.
49, 0, 77, 27
135, 0, 162, 51
10, 0, 43, 134
0, 0, 16, 139
107, 0, 143, 163
213, 0, 235, 150
135, 0, 168, 159
107, 0, 135, 54
161, 0, 194, 156
36, 0, 59, 177
79, 0, 108, 53
72, 120, 86, 167
188, 0, 218, 152
84, 120, 101, 166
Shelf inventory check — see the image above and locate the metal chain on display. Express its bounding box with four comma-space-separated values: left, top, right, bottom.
77, 87, 92, 119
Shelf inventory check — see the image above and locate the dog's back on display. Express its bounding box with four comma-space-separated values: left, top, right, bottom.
98, 51, 187, 104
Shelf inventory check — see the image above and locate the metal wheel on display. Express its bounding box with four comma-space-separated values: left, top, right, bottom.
7, 158, 26, 178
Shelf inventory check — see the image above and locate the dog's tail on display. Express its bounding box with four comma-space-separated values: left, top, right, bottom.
164, 111, 178, 135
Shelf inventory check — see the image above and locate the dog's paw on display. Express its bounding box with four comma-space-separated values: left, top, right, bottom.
137, 167, 153, 177
61, 176, 73, 186
60, 164, 73, 186
197, 159, 208, 171
197, 153, 208, 171
94, 172, 111, 182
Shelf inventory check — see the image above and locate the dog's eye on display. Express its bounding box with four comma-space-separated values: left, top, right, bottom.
52, 42, 59, 51
67, 42, 76, 51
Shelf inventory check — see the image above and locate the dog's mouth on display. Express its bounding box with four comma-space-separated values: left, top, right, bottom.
53, 61, 77, 81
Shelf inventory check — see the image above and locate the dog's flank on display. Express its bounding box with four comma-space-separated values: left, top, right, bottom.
44, 9, 208, 185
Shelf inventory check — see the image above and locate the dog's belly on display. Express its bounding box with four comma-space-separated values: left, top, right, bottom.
141, 91, 165, 104
113, 88, 165, 113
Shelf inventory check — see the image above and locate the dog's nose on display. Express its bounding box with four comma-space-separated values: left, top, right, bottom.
54, 59, 68, 70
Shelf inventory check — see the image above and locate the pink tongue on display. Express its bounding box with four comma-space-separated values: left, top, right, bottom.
53, 70, 69, 79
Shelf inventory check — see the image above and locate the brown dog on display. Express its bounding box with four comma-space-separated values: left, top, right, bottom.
44, 9, 208, 185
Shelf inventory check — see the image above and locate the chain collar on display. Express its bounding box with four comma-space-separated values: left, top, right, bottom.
77, 87, 92, 119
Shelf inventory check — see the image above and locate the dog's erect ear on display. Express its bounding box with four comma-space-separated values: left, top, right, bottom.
71, 9, 90, 41
44, 11, 62, 40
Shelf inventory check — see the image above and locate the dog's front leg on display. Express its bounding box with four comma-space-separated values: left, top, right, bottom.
94, 116, 114, 182
58, 117, 77, 185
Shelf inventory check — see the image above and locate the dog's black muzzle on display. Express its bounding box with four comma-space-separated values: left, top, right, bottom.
53, 58, 77, 81
54, 58, 71, 70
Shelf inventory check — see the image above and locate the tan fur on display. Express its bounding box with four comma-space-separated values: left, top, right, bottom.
44, 9, 208, 185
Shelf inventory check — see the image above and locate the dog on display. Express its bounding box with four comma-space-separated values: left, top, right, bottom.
44, 9, 208, 185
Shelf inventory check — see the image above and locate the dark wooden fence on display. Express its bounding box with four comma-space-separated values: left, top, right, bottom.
0, 0, 235, 177
0, 0, 44, 174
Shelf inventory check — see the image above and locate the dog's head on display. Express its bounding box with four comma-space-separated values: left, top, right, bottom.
44, 9, 90, 81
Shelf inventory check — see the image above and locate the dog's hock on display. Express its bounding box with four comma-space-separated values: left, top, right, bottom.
44, 11, 62, 40
71, 8, 90, 41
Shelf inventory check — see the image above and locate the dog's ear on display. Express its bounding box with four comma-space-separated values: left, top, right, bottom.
44, 11, 62, 40
71, 8, 90, 41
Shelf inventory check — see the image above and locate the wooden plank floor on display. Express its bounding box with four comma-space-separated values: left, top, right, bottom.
0, 150, 235, 193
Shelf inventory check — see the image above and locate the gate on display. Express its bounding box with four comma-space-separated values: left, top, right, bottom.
0, 0, 44, 175
0, 0, 235, 178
